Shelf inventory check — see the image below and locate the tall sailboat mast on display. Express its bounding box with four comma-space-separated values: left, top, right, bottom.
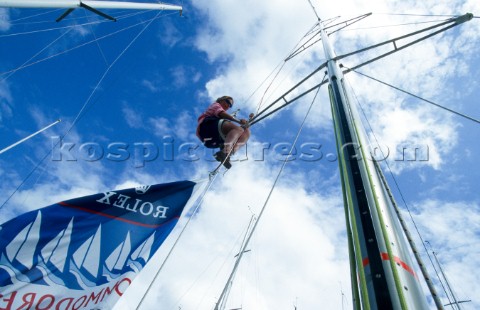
319, 19, 429, 310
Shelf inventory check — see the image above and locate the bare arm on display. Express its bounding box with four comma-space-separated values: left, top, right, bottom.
218, 111, 242, 124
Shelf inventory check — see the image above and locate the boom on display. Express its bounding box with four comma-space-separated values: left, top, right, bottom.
0, 0, 182, 21
0, 0, 182, 11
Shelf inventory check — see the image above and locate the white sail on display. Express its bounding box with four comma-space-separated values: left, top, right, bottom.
72, 224, 101, 278
83, 225, 101, 277
5, 211, 42, 269
130, 232, 154, 262
5, 222, 31, 263
73, 236, 91, 268
105, 231, 131, 271
41, 218, 74, 272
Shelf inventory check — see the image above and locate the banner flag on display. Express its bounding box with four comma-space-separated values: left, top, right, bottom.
0, 180, 197, 309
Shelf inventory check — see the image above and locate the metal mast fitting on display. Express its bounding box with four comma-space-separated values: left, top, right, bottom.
319, 21, 429, 310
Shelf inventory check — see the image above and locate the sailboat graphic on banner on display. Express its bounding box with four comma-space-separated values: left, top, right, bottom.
104, 231, 132, 281
0, 212, 90, 290
37, 218, 74, 287
0, 211, 44, 286
0, 210, 181, 290
70, 224, 102, 288
128, 232, 155, 273
0, 0, 478, 306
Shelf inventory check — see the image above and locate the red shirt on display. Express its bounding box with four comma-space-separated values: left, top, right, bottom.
196, 102, 225, 138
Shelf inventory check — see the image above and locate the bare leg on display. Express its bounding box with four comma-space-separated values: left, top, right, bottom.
221, 122, 250, 155
233, 127, 250, 154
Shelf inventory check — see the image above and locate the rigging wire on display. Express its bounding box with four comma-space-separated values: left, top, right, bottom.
331, 12, 460, 33
1, 27, 74, 83
83, 9, 110, 67
0, 10, 170, 210
136, 175, 218, 310
375, 13, 462, 17
427, 242, 473, 309
0, 11, 169, 77
66, 10, 166, 130
0, 17, 108, 38
339, 18, 453, 32
172, 217, 253, 309
211, 66, 326, 176
252, 60, 288, 116
429, 243, 473, 309
210, 33, 327, 176
4, 9, 63, 23
425, 241, 455, 308
249, 67, 328, 126
214, 74, 325, 310
215, 214, 256, 310
0, 150, 51, 211
5, 10, 131, 26
252, 25, 326, 116
0, 10, 155, 39
250, 20, 322, 116
252, 52, 315, 118
255, 55, 300, 116
349, 67, 480, 125
306, 0, 320, 21
334, 14, 474, 75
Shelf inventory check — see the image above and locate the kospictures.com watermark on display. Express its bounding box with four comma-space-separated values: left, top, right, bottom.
50, 136, 429, 167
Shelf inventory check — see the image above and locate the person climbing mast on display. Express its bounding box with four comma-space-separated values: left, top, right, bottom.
196, 96, 252, 169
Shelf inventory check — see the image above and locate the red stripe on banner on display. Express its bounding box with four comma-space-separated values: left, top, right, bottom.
58, 201, 179, 228
362, 253, 417, 278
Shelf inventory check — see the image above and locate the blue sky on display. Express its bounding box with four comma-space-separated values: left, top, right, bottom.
1, 0, 480, 309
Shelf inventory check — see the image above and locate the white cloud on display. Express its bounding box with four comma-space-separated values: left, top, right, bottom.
170, 65, 188, 88
170, 65, 203, 88
166, 1, 480, 309
70, 23, 90, 37
122, 106, 195, 140
122, 104, 144, 129
141, 79, 160, 93
172, 111, 194, 140
403, 199, 480, 307
332, 11, 478, 172
365, 103, 458, 171
0, 8, 11, 32
157, 18, 183, 48
0, 79, 13, 124
190, 0, 480, 175
148, 111, 195, 140
148, 116, 170, 133
193, 0, 320, 110
0, 110, 112, 222
1, 2, 479, 310
115, 162, 351, 310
